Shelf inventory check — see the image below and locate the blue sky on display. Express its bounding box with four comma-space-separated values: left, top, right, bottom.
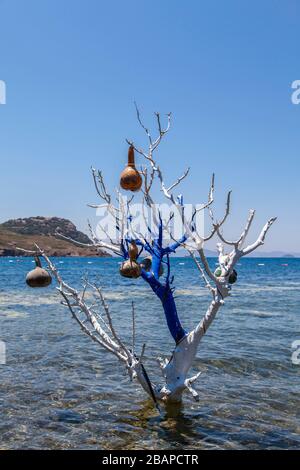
0, 0, 299, 251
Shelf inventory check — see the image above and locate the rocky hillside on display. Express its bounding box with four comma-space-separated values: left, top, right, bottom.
2, 216, 91, 243
0, 217, 109, 257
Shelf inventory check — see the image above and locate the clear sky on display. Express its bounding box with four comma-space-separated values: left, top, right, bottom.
0, 0, 299, 252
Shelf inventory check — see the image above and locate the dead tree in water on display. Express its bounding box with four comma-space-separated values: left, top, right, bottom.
22, 107, 276, 405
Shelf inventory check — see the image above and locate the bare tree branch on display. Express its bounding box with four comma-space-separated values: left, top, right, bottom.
242, 217, 277, 256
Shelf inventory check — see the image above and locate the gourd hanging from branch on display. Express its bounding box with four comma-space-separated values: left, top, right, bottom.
214, 252, 237, 284
119, 241, 141, 278
214, 266, 238, 284
228, 269, 237, 284
26, 255, 52, 288
120, 145, 142, 192
140, 256, 164, 277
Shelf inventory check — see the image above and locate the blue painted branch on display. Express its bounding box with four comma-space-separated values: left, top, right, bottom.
164, 234, 187, 254
124, 216, 187, 344
141, 269, 187, 344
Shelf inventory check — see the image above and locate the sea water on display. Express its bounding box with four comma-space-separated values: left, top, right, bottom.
0, 257, 299, 449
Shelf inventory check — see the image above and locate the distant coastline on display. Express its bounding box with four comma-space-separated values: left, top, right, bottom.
175, 248, 299, 259
202, 250, 300, 259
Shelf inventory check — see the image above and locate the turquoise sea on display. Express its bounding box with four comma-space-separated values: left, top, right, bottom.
0, 256, 299, 449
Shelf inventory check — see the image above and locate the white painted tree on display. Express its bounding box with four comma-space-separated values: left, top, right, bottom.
22, 108, 276, 406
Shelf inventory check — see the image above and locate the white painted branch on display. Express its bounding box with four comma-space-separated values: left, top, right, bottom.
55, 230, 123, 256
89, 282, 132, 359
237, 209, 255, 248
193, 173, 215, 215
242, 217, 277, 256
165, 167, 191, 195
189, 250, 214, 293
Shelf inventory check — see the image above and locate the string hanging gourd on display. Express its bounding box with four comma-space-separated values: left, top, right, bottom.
228, 269, 237, 284
214, 265, 238, 284
214, 266, 222, 278
119, 241, 141, 278
120, 145, 142, 192
26, 255, 52, 288
214, 253, 237, 284
140, 256, 164, 277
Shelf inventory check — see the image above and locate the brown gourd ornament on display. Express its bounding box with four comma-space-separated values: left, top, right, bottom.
119, 241, 141, 278
120, 145, 142, 192
26, 255, 52, 288
140, 256, 164, 277
228, 269, 237, 284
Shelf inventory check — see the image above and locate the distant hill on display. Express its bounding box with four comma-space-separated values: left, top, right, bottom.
0, 217, 109, 257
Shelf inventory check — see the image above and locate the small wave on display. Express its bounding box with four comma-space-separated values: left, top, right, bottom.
235, 284, 300, 294
247, 310, 274, 318
104, 291, 131, 300
231, 308, 276, 318
0, 293, 58, 307
176, 289, 208, 297
0, 310, 28, 318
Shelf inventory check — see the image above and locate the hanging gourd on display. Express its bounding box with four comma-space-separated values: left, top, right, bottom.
140, 256, 164, 277
214, 266, 222, 277
120, 241, 141, 278
120, 145, 142, 192
214, 266, 238, 284
228, 269, 237, 284
26, 255, 52, 288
